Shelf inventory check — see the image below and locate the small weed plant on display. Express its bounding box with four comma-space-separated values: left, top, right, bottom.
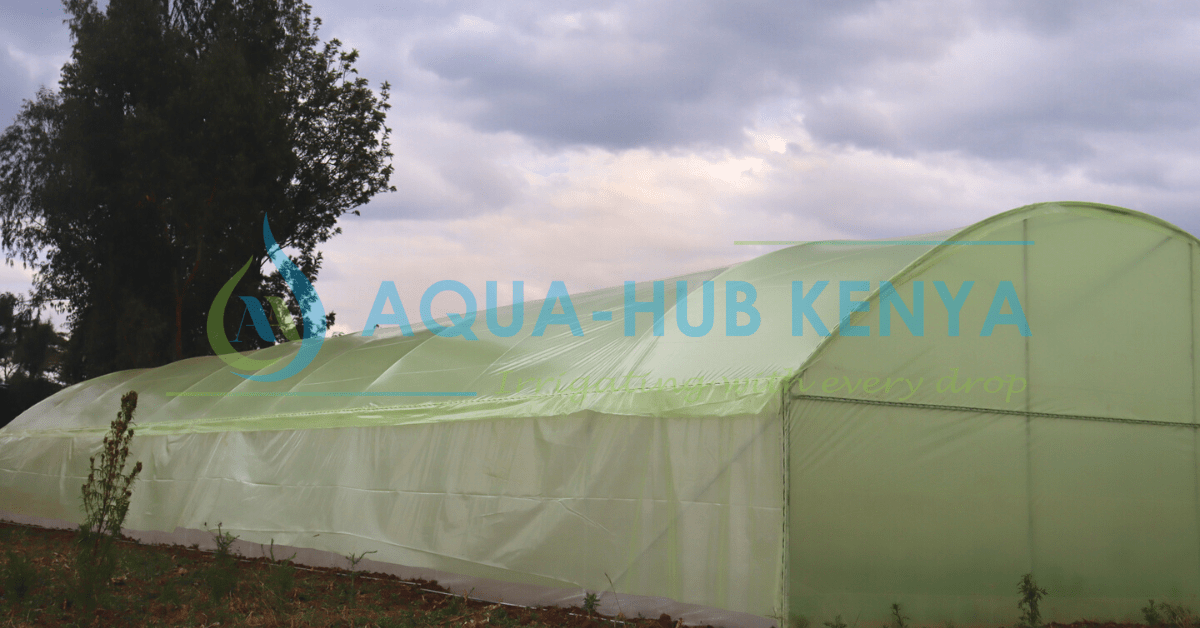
344, 549, 378, 605
1146, 601, 1168, 626
1144, 600, 1197, 628
73, 389, 143, 608
890, 603, 910, 628
1017, 573, 1049, 628
583, 590, 600, 615
824, 615, 849, 628
605, 572, 626, 619
266, 539, 298, 603
204, 521, 240, 602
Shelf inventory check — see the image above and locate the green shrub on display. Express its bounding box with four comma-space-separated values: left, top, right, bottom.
203, 522, 240, 602
1144, 600, 1196, 628
266, 539, 298, 603
1146, 600, 1169, 626
1017, 573, 1049, 628
344, 549, 377, 606
74, 390, 143, 608
79, 391, 144, 548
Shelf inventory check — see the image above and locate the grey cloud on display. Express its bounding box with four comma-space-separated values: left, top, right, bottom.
5, 0, 1200, 227
408, 14, 751, 149
396, 0, 1200, 174
403, 0, 969, 150
360, 114, 531, 221
806, 2, 1200, 162
0, 0, 71, 124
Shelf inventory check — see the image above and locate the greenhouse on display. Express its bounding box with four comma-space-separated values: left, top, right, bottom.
2, 201, 1198, 626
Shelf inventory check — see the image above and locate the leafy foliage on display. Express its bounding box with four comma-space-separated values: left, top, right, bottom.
1144, 600, 1197, 628
582, 591, 599, 615
0, 0, 394, 381
204, 522, 241, 601
0, 292, 64, 381
344, 548, 377, 606
74, 390, 143, 608
79, 391, 144, 548
266, 539, 298, 603
1017, 573, 1049, 628
0, 292, 66, 427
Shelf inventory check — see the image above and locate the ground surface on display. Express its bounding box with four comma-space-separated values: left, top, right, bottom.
0, 521, 1182, 628
0, 521, 705, 627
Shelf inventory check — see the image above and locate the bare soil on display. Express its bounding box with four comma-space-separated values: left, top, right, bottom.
0, 520, 710, 627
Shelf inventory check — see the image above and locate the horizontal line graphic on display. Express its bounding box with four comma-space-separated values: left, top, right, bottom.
734, 240, 1035, 246
167, 392, 477, 397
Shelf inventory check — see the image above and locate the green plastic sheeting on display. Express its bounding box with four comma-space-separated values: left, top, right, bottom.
2, 201, 1199, 625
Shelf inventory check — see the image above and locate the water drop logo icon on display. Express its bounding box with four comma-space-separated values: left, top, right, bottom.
206, 216, 326, 382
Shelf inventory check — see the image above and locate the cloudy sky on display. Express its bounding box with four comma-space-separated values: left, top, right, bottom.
2, 0, 1199, 334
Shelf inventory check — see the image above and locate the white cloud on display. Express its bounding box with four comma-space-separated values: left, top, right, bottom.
4, 42, 65, 85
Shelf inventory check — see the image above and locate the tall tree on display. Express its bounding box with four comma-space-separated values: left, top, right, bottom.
0, 0, 394, 382
0, 292, 65, 427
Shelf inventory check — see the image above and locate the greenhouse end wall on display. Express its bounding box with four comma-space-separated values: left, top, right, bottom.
787, 398, 1200, 626
783, 204, 1200, 625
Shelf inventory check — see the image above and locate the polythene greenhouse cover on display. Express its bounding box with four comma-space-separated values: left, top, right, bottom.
3, 201, 1200, 626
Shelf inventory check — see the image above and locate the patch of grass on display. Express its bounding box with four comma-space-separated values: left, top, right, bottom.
3, 549, 36, 602
3, 521, 589, 627
1145, 600, 1197, 628
122, 544, 173, 582
9, 519, 1190, 628
492, 607, 522, 627
157, 575, 183, 609
70, 527, 120, 611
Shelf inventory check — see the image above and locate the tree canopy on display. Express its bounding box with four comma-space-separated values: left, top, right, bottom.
0, 0, 394, 382
0, 292, 65, 427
